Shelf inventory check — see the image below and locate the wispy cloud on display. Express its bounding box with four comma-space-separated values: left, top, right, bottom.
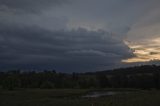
123, 37, 160, 63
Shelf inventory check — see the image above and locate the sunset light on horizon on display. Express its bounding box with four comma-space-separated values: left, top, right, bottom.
123, 38, 160, 63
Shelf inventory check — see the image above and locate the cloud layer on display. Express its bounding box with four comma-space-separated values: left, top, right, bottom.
0, 24, 132, 72
0, 0, 68, 13
0, 0, 160, 72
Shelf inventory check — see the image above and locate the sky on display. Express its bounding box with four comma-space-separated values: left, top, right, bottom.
0, 0, 160, 72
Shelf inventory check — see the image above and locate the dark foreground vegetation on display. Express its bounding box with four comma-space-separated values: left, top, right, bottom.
1, 65, 160, 106
0, 65, 160, 90
0, 89, 160, 106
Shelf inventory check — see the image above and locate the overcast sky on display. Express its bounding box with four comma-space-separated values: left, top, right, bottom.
0, 0, 160, 72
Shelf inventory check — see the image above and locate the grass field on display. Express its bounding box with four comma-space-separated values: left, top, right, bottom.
0, 89, 160, 106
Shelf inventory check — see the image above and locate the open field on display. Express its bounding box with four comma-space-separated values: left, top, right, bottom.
0, 89, 160, 106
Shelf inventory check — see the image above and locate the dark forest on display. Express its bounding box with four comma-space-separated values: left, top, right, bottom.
1, 65, 159, 90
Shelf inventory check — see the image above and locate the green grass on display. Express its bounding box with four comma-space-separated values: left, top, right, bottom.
0, 89, 160, 106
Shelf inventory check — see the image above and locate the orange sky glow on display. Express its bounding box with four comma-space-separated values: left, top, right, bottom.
122, 37, 160, 63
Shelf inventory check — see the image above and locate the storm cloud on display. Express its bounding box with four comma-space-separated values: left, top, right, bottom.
0, 0, 160, 72
0, 24, 132, 72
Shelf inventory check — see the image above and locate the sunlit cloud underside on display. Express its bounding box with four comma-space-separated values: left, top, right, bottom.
122, 37, 160, 63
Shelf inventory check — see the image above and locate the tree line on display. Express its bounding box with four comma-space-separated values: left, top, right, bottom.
0, 65, 160, 90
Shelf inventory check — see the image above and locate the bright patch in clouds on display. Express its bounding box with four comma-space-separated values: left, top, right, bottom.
122, 37, 160, 63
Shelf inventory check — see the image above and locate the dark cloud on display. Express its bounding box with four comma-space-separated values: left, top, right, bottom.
0, 24, 132, 72
0, 0, 159, 72
0, 0, 68, 13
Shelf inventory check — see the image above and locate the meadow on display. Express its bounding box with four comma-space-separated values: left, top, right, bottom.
0, 89, 160, 106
